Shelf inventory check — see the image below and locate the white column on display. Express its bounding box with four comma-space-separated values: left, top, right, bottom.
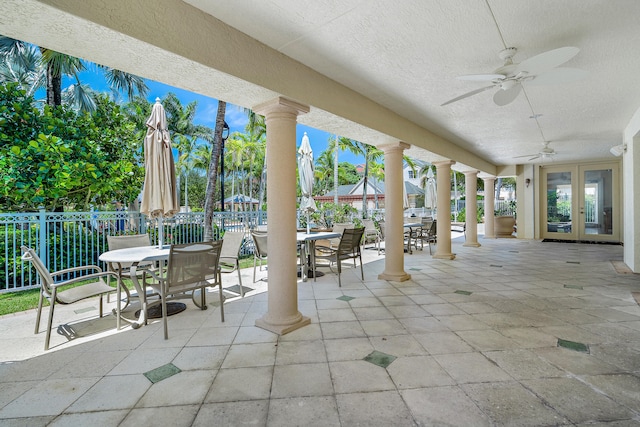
483, 177, 496, 238
433, 160, 456, 260
463, 171, 481, 247
252, 97, 310, 335
378, 142, 411, 282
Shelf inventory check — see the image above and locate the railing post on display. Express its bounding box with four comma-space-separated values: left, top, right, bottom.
38, 206, 47, 267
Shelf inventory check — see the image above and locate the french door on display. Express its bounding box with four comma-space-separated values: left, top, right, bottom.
541, 162, 620, 242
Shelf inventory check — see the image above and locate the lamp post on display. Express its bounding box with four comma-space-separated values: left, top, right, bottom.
219, 122, 230, 211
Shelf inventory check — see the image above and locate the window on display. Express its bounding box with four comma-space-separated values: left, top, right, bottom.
407, 170, 415, 179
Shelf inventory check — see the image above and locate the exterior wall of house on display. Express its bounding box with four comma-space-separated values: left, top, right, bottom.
623, 106, 640, 272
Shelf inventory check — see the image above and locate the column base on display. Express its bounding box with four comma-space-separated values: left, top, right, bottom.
433, 253, 456, 260
463, 242, 481, 247
255, 313, 311, 335
378, 271, 411, 282
483, 235, 497, 239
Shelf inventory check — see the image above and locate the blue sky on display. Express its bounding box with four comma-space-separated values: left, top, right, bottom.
76, 68, 364, 165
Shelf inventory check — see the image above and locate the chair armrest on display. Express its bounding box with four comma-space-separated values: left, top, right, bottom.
51, 270, 118, 289
51, 265, 102, 277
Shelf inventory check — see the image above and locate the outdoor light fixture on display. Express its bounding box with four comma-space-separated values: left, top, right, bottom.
525, 178, 531, 188
220, 121, 230, 211
610, 144, 626, 157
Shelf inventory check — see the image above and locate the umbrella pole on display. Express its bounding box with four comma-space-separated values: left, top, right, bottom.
307, 212, 310, 234
158, 216, 164, 249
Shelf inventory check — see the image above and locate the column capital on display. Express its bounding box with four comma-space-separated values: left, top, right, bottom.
464, 170, 479, 177
378, 141, 411, 153
252, 96, 310, 117
483, 176, 496, 182
433, 160, 456, 168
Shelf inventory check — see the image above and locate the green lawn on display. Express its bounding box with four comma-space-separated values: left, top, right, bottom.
0, 256, 257, 316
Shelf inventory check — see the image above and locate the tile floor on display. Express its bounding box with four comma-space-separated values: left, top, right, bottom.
1, 233, 640, 426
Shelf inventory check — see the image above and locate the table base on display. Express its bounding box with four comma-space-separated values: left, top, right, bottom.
135, 302, 186, 319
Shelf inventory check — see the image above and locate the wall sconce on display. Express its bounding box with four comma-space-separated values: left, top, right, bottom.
610, 144, 626, 157
525, 178, 531, 188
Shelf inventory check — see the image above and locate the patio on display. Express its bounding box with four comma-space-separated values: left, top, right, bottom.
1, 233, 640, 425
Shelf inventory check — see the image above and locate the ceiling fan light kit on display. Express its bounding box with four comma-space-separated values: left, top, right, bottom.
610, 144, 626, 157
441, 46, 586, 107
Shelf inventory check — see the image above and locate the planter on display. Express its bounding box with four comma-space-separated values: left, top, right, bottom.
494, 215, 516, 238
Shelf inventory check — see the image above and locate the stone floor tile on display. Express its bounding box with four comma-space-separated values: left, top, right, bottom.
387, 355, 455, 389
50, 410, 129, 427
412, 332, 475, 354
360, 319, 408, 336
433, 352, 512, 383
317, 308, 357, 323
329, 360, 395, 394
434, 314, 491, 331
66, 375, 151, 413
271, 363, 333, 398
483, 349, 565, 380
320, 321, 366, 339
205, 366, 273, 402
336, 390, 415, 426
268, 396, 340, 427
522, 377, 635, 424
369, 334, 428, 357
352, 306, 395, 321
232, 325, 278, 344
462, 381, 569, 426
533, 347, 622, 376
325, 337, 374, 362
220, 342, 276, 369
456, 330, 520, 351
0, 377, 99, 418
136, 370, 215, 407
582, 374, 640, 413
172, 345, 228, 371
398, 316, 449, 334
401, 386, 491, 426
120, 405, 198, 427
275, 339, 327, 365
193, 400, 269, 426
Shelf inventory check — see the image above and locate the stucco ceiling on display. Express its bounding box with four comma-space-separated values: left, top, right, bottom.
1, 0, 639, 174
183, 0, 640, 167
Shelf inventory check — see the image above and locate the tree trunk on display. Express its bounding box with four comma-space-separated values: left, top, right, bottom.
334, 136, 339, 205
362, 151, 369, 218
204, 101, 226, 241
258, 149, 267, 211
44, 58, 62, 107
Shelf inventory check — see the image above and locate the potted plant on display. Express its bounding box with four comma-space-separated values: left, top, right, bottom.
494, 201, 516, 238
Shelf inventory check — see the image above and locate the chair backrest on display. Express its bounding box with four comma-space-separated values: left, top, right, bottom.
107, 234, 150, 251
377, 221, 386, 239
107, 234, 151, 269
331, 223, 354, 246
166, 241, 222, 288
362, 219, 377, 232
338, 227, 365, 254
427, 220, 437, 237
251, 231, 268, 257
221, 231, 245, 258
20, 246, 54, 294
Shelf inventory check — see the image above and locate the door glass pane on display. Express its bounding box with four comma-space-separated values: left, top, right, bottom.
547, 172, 572, 233
583, 169, 613, 235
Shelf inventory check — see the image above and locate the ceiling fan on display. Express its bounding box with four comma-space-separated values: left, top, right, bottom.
514, 141, 557, 161
441, 46, 586, 106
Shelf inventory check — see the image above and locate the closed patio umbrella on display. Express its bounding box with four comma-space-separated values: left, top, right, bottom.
298, 132, 317, 233
425, 165, 437, 214
140, 98, 179, 248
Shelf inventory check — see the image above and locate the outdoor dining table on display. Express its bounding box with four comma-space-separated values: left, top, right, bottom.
296, 231, 341, 282
99, 245, 170, 329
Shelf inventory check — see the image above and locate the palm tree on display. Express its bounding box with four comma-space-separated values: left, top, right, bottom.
204, 100, 227, 241
0, 36, 148, 111
327, 136, 359, 205
315, 149, 336, 195
163, 93, 214, 208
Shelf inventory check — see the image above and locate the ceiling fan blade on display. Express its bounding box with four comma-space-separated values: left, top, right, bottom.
457, 73, 505, 82
513, 153, 538, 158
525, 67, 588, 85
440, 84, 495, 106
516, 46, 580, 76
493, 84, 522, 106
528, 155, 541, 161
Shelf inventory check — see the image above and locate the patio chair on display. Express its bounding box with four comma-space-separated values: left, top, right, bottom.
106, 233, 155, 307
21, 245, 117, 351
329, 222, 354, 249
251, 230, 268, 283
315, 227, 365, 287
417, 219, 437, 255
362, 218, 381, 254
220, 231, 246, 297
144, 241, 224, 339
